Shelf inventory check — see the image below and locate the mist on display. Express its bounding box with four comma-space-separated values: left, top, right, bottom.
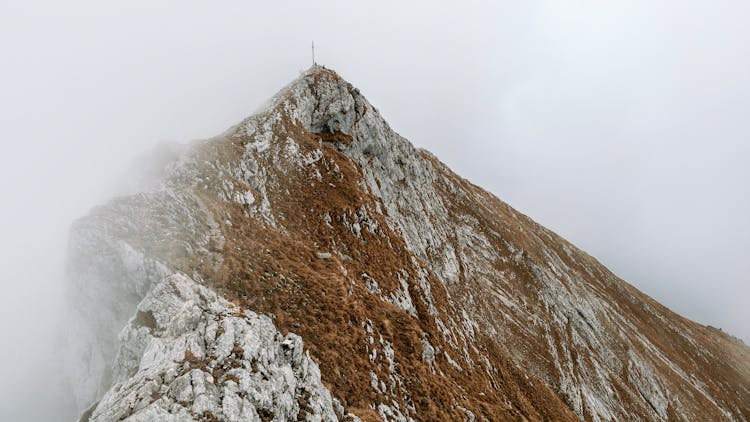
1, 1, 748, 420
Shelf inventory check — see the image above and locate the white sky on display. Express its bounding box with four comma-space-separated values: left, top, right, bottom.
0, 1, 748, 419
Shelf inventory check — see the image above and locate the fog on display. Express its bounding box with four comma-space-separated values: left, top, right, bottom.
0, 1, 748, 419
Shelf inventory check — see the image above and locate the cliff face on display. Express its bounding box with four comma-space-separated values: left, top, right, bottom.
66, 66, 750, 421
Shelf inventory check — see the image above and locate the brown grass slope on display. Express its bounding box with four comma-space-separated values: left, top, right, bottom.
184, 100, 578, 421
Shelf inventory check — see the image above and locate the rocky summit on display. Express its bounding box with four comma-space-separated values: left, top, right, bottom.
65, 66, 750, 421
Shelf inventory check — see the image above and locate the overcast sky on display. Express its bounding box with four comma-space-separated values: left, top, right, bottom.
1, 1, 748, 419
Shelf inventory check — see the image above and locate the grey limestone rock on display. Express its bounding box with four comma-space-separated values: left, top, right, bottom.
84, 273, 344, 422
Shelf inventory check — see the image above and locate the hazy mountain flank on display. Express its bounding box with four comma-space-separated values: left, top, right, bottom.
65, 66, 750, 421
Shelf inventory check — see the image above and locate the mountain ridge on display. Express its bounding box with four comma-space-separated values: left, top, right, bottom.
65, 65, 750, 421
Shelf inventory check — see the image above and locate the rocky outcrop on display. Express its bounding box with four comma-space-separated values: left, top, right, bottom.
80, 274, 350, 422
66, 66, 750, 421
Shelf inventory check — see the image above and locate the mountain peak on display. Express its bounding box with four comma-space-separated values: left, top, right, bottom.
287, 65, 366, 137
66, 68, 750, 421
228, 65, 418, 195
